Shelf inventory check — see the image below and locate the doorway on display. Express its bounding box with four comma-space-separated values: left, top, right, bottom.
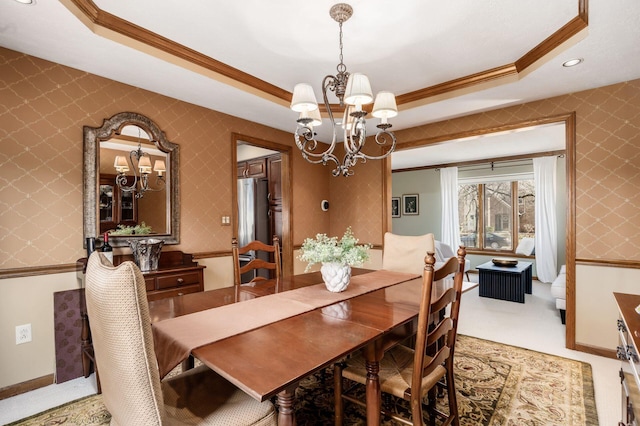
231, 133, 293, 278
383, 113, 577, 349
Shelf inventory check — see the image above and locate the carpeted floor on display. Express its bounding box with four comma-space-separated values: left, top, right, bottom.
7, 335, 598, 426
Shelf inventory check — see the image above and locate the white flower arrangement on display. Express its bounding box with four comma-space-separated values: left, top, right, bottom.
299, 227, 371, 272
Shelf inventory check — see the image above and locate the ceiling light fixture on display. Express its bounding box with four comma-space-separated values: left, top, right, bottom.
113, 129, 166, 199
562, 58, 583, 67
14, 0, 35, 4
290, 3, 398, 177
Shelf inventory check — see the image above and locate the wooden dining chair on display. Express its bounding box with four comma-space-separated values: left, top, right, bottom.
334, 247, 467, 426
84, 252, 277, 426
232, 236, 281, 285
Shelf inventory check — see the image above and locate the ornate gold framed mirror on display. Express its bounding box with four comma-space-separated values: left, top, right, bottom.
83, 112, 179, 247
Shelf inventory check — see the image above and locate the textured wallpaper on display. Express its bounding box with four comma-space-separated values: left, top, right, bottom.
0, 47, 330, 269
394, 79, 640, 262
329, 150, 385, 246
2, 45, 639, 270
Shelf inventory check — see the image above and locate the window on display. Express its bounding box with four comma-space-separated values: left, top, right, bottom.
517, 180, 535, 242
458, 178, 535, 252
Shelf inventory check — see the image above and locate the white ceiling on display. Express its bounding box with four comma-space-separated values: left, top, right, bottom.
1, 0, 639, 169
237, 144, 279, 163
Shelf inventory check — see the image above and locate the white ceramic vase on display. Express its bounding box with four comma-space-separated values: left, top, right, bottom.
321, 262, 352, 292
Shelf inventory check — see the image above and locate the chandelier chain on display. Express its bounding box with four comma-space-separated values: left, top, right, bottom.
337, 21, 346, 74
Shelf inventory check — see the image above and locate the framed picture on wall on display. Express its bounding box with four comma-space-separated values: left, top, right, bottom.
391, 197, 401, 218
402, 194, 419, 215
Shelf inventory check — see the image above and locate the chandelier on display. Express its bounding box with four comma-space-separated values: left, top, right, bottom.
113, 130, 166, 199
290, 3, 398, 177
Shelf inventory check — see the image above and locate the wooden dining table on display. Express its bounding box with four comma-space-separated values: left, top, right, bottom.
148, 268, 453, 425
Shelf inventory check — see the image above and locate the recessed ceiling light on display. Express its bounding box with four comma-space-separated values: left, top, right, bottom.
14, 0, 35, 4
562, 58, 583, 67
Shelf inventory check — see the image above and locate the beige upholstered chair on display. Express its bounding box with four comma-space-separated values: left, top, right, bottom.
382, 232, 435, 276
232, 236, 281, 285
435, 240, 471, 281
85, 252, 277, 426
335, 247, 467, 426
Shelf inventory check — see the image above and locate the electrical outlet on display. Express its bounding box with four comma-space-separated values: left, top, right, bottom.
16, 324, 32, 345
221, 216, 231, 226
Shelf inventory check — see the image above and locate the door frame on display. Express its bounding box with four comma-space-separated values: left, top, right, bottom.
382, 112, 577, 349
231, 133, 293, 278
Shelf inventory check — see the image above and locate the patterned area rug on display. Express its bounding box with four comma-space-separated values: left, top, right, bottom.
7, 335, 598, 425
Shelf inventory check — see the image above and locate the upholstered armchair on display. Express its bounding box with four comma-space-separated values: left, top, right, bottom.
435, 240, 471, 281
84, 252, 277, 425
551, 265, 567, 324
382, 232, 435, 275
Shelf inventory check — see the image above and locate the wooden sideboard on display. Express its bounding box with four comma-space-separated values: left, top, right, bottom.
78, 250, 205, 390
615, 292, 640, 425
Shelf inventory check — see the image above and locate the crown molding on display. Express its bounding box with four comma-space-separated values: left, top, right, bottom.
59, 0, 291, 107
60, 0, 588, 110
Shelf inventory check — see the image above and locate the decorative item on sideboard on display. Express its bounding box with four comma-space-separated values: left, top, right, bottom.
86, 237, 96, 258
101, 232, 113, 263
128, 238, 164, 272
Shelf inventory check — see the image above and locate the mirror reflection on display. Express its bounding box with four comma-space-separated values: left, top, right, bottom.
83, 112, 180, 248
99, 127, 169, 235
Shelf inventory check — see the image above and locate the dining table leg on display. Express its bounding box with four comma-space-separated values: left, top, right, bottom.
363, 344, 382, 426
276, 385, 297, 426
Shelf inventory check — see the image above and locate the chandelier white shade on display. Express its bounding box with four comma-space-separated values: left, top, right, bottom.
291, 3, 398, 177
344, 73, 373, 107
298, 107, 323, 127
372, 91, 398, 123
291, 83, 319, 113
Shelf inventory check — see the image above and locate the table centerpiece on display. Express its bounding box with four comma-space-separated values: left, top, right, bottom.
299, 227, 371, 292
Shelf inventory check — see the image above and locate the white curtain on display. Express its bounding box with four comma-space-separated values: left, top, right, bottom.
440, 167, 461, 249
533, 156, 558, 283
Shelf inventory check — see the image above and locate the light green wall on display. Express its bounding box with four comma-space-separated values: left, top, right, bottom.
391, 169, 442, 238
